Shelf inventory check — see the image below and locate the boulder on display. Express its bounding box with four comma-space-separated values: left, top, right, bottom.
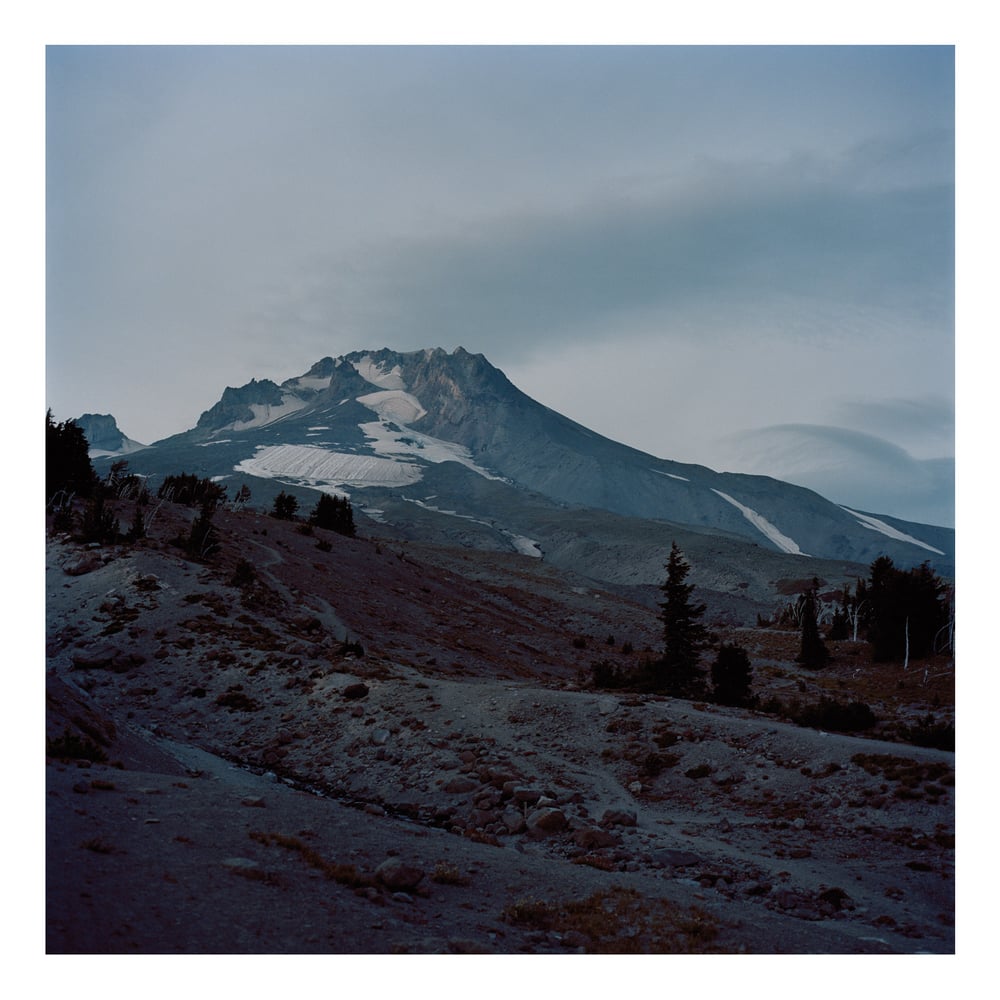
525, 807, 568, 835
573, 826, 619, 850
375, 857, 425, 892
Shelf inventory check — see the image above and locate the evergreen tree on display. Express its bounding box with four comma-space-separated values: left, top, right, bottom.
271, 491, 299, 521
46, 410, 97, 503
309, 493, 356, 536
865, 557, 948, 662
796, 581, 829, 669
657, 541, 709, 697
711, 644, 754, 707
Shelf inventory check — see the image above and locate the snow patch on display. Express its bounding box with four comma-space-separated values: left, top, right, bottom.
711, 489, 808, 556
352, 356, 406, 390
840, 507, 945, 555
357, 390, 427, 424
360, 418, 504, 482
651, 469, 690, 482
235, 444, 423, 490
287, 374, 332, 393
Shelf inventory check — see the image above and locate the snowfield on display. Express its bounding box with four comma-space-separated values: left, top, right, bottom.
841, 507, 945, 555
235, 444, 423, 492
711, 489, 808, 556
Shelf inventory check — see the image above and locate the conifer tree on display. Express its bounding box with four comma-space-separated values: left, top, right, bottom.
658, 541, 709, 697
796, 581, 829, 669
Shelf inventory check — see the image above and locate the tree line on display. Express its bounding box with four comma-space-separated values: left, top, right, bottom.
592, 539, 952, 710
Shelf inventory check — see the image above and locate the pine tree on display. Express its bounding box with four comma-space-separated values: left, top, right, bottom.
46, 410, 97, 503
271, 491, 299, 521
796, 582, 829, 669
309, 493, 357, 537
657, 541, 709, 697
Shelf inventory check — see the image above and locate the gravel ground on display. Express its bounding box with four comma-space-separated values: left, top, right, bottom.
43, 503, 956, 965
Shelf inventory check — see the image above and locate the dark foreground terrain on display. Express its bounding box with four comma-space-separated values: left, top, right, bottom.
45, 500, 955, 956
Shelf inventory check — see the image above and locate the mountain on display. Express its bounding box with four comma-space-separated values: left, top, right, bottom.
76, 413, 146, 458
87, 347, 953, 617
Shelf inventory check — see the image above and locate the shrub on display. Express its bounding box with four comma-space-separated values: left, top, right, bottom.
710, 643, 754, 707
796, 697, 877, 733
230, 559, 257, 588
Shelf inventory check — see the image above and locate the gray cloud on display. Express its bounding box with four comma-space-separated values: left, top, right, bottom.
718, 423, 954, 526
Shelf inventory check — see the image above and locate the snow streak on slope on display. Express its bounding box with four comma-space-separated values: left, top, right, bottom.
229, 397, 310, 431
651, 469, 690, 482
840, 507, 945, 555
402, 498, 542, 557
235, 444, 423, 493
711, 489, 808, 556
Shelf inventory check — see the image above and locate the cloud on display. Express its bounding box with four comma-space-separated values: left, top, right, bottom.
717, 423, 955, 526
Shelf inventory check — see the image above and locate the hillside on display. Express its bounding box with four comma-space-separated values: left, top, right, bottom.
46, 494, 954, 954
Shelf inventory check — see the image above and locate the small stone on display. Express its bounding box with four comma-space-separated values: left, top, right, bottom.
600, 809, 637, 828
343, 683, 369, 700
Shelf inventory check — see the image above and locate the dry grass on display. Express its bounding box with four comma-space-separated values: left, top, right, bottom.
503, 885, 721, 953
248, 831, 375, 889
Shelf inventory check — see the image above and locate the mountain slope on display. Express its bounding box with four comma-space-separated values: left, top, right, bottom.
89, 347, 953, 594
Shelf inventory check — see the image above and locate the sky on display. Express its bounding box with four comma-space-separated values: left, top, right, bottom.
44, 39, 956, 525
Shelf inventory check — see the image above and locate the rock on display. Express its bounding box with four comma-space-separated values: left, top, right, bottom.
444, 776, 479, 794
370, 728, 390, 746
574, 826, 619, 850
241, 797, 266, 808
651, 849, 702, 869
501, 808, 526, 834
375, 857, 425, 892
600, 809, 637, 828
628, 781, 643, 794
525, 807, 568, 835
71, 646, 117, 670
63, 555, 104, 577
343, 683, 370, 700
598, 697, 619, 716
512, 787, 544, 804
